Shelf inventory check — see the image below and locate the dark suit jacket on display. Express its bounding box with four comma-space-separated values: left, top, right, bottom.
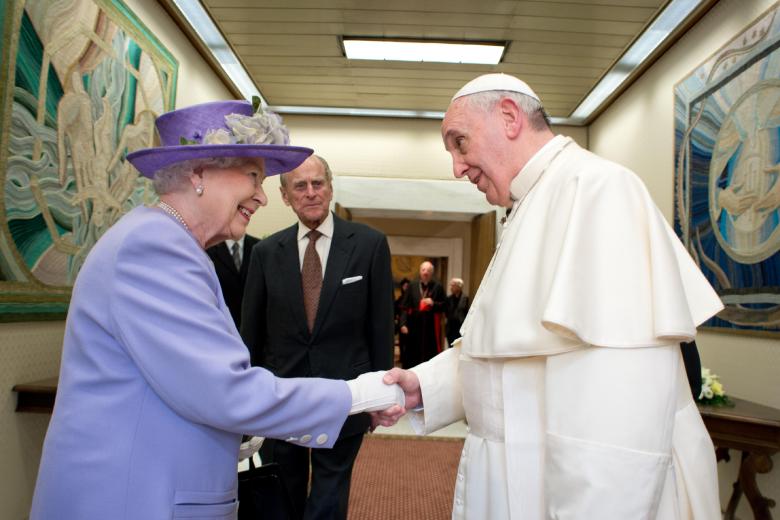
445, 293, 470, 344
241, 214, 394, 437
206, 235, 259, 329
680, 340, 703, 400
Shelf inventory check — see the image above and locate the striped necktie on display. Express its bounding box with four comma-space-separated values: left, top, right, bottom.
231, 242, 241, 270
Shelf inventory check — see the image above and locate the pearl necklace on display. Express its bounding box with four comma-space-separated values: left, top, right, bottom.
157, 201, 190, 231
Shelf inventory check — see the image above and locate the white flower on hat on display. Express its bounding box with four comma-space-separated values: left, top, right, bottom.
202, 128, 236, 145
187, 98, 291, 147
224, 109, 290, 146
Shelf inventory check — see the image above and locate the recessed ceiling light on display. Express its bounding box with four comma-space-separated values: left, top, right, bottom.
342, 37, 506, 65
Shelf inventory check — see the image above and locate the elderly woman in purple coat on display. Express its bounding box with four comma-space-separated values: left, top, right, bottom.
30, 100, 402, 519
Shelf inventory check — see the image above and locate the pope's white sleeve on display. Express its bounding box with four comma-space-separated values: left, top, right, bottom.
544, 345, 678, 518
408, 345, 464, 434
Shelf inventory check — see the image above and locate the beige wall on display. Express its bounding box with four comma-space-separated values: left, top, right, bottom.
589, 0, 780, 514
0, 322, 64, 520
246, 115, 587, 239
247, 115, 464, 239
0, 0, 231, 518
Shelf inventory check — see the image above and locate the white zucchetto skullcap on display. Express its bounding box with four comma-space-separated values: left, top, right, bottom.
452, 73, 540, 102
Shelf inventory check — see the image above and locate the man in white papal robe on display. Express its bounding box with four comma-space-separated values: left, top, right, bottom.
373, 73, 724, 520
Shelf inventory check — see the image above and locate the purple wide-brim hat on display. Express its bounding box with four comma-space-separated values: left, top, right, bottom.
126, 100, 312, 178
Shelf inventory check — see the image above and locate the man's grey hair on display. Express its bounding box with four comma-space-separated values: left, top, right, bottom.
152, 156, 260, 195
279, 154, 332, 188
464, 90, 551, 131
450, 277, 464, 288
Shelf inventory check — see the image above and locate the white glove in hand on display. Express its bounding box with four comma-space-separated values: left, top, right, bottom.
238, 436, 264, 461
346, 371, 405, 415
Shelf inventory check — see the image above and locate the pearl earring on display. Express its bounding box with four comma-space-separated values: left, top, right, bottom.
196, 185, 204, 196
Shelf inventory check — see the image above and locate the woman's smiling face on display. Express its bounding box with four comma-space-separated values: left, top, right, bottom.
199, 158, 267, 246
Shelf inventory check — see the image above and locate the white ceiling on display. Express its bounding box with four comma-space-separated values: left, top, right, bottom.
164, 0, 716, 124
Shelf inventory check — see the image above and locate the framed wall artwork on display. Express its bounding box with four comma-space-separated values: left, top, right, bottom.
0, 0, 177, 321
674, 3, 780, 335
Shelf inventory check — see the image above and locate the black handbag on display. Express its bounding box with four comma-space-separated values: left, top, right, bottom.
237, 458, 295, 520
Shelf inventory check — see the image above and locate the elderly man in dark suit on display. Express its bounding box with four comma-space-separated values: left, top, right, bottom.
241, 154, 394, 520
206, 234, 258, 328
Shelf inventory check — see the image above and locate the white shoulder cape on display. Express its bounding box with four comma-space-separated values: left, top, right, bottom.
461, 136, 723, 357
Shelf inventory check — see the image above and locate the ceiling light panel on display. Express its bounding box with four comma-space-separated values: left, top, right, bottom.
342, 38, 505, 65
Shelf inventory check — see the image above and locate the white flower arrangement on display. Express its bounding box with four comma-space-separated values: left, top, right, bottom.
697, 367, 732, 406
202, 128, 234, 145
196, 96, 290, 146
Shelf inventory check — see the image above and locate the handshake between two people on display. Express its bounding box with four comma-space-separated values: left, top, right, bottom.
239, 368, 423, 461
349, 368, 423, 430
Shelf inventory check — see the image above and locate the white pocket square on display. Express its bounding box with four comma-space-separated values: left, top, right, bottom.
342, 275, 363, 285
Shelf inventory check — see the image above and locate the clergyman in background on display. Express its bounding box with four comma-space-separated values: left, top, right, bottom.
398, 260, 446, 366
394, 277, 411, 367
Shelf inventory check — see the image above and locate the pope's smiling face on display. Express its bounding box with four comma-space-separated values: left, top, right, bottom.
442, 97, 518, 207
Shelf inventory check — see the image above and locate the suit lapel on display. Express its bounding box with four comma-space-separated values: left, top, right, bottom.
312, 216, 354, 337
277, 226, 310, 337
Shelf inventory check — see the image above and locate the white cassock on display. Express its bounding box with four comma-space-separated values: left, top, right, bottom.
409, 136, 724, 519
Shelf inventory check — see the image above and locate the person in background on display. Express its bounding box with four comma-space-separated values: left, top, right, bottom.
375, 73, 723, 519
30, 100, 402, 520
206, 233, 258, 328
241, 154, 394, 520
394, 277, 411, 367
680, 340, 704, 399
444, 277, 469, 347
399, 260, 446, 366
